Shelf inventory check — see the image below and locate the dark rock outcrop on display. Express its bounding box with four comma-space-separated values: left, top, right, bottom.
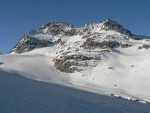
102, 18, 133, 36
120, 43, 132, 48
53, 54, 93, 73
81, 38, 120, 49
40, 22, 77, 36
138, 45, 150, 50
10, 36, 52, 53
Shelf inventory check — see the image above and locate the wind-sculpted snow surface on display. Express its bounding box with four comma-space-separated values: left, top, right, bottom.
0, 70, 150, 113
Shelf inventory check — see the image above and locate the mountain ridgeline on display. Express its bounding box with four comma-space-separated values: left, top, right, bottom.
10, 18, 138, 54
11, 18, 150, 73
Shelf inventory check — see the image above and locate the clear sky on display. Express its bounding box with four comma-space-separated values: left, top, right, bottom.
0, 0, 150, 53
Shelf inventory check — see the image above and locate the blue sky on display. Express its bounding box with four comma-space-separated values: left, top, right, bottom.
0, 0, 150, 53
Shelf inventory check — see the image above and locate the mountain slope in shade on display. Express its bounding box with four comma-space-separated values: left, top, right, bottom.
0, 69, 150, 113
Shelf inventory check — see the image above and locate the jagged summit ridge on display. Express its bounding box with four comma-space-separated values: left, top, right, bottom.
39, 22, 77, 36
10, 18, 138, 54
79, 18, 134, 37
38, 19, 134, 37
101, 18, 133, 36
40, 22, 74, 30
103, 18, 119, 25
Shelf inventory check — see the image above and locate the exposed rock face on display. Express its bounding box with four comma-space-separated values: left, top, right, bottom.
101, 18, 133, 36
53, 54, 93, 73
10, 36, 52, 53
120, 43, 132, 48
81, 38, 120, 49
40, 22, 77, 36
138, 45, 150, 50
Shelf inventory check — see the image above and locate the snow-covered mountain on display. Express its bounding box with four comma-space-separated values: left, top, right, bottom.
10, 22, 77, 53
9, 18, 150, 101
10, 18, 138, 54
10, 18, 149, 73
1, 18, 150, 112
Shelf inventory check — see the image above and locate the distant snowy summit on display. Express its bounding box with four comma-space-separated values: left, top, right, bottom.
10, 18, 150, 73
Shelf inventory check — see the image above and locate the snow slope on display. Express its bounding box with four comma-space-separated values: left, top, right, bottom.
0, 67, 150, 113
1, 43, 150, 102
1, 45, 150, 112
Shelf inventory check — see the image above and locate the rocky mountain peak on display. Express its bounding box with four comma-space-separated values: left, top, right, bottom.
40, 22, 76, 36
41, 22, 74, 29
103, 18, 118, 24
101, 18, 133, 36
10, 18, 140, 54
10, 35, 52, 54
